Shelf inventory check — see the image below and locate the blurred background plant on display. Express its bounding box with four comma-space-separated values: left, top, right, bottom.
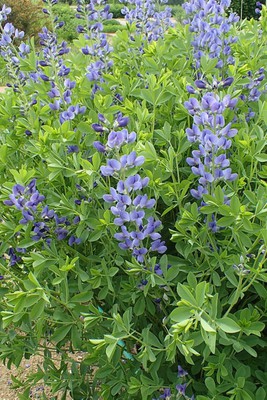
0, 0, 48, 40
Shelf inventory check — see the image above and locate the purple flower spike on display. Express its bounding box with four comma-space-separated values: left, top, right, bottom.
99, 109, 166, 264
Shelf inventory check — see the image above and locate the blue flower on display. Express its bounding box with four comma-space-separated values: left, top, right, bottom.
177, 365, 188, 378
159, 388, 172, 399
100, 159, 121, 176
67, 145, 79, 154
176, 383, 187, 396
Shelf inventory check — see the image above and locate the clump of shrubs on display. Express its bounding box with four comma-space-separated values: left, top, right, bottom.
109, 4, 125, 18
0, 0, 47, 40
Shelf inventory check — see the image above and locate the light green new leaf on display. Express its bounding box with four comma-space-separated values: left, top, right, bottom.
217, 317, 241, 333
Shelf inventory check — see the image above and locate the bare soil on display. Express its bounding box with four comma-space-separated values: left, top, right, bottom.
0, 355, 55, 399
0, 350, 85, 399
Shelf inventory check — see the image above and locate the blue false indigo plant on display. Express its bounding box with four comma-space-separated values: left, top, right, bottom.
0, 0, 267, 399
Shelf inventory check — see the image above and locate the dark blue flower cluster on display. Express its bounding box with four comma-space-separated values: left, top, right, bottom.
153, 365, 194, 400
4, 179, 45, 224
182, 0, 239, 69
93, 114, 166, 264
239, 67, 265, 121
241, 68, 265, 103
4, 247, 26, 267
184, 92, 238, 200
120, 0, 173, 43
4, 179, 81, 248
76, 0, 113, 95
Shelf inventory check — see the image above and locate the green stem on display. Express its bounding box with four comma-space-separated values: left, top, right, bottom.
224, 275, 243, 317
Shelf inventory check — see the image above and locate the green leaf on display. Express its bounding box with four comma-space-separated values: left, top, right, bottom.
128, 377, 141, 395
201, 318, 216, 332
244, 190, 256, 204
30, 301, 45, 319
28, 272, 41, 287
70, 291, 93, 303
217, 317, 241, 333
230, 196, 240, 216
51, 324, 72, 342
111, 382, 123, 396
177, 283, 198, 306
140, 89, 155, 105
256, 387, 266, 400
71, 325, 82, 349
216, 216, 236, 227
106, 342, 117, 361
88, 229, 104, 242
134, 296, 146, 316
195, 281, 207, 307
169, 307, 192, 322
255, 153, 267, 162
205, 377, 216, 395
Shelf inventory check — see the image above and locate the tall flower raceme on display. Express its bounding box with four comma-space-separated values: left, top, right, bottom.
37, 0, 86, 124
184, 91, 238, 208
3, 179, 81, 265
76, 0, 113, 96
0, 5, 35, 112
93, 114, 166, 264
182, 0, 239, 71
120, 0, 173, 43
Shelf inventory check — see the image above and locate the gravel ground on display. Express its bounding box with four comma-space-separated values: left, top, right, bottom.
0, 353, 78, 399
0, 356, 53, 399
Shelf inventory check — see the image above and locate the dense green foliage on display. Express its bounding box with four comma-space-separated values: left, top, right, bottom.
54, 4, 80, 41
0, 1, 267, 400
231, 0, 262, 20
